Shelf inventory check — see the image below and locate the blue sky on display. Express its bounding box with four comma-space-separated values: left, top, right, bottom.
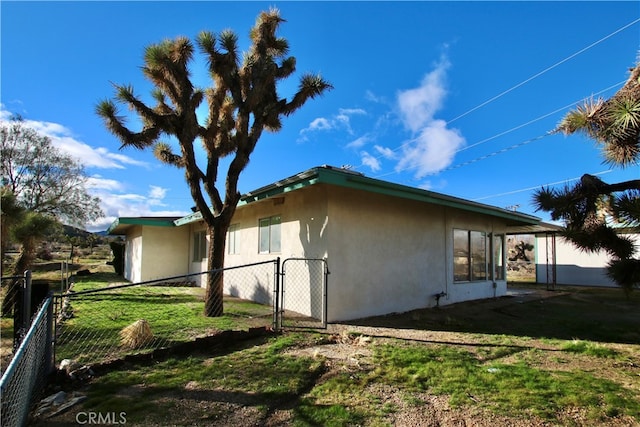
2, 1, 639, 232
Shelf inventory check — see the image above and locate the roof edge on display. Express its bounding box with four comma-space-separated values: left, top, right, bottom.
107, 217, 178, 235
173, 165, 541, 227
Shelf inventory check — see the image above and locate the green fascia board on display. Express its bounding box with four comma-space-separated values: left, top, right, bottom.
173, 211, 203, 227
107, 217, 177, 235
172, 165, 540, 227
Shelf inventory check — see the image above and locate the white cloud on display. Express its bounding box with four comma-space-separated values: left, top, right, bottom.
308, 117, 333, 131
397, 55, 450, 133
0, 107, 149, 170
396, 120, 465, 178
87, 184, 188, 232
374, 145, 396, 160
148, 185, 167, 200
299, 108, 367, 141
360, 151, 381, 172
365, 90, 385, 104
394, 54, 465, 177
345, 135, 371, 150
86, 175, 124, 191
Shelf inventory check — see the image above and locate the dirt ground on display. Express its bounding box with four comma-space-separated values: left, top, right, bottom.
32, 285, 640, 426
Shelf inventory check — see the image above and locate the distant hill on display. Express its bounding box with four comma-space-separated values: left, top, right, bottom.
62, 225, 95, 239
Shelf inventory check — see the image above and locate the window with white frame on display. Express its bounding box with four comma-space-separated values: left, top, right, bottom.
227, 223, 239, 255
193, 230, 207, 262
453, 229, 488, 282
259, 215, 281, 254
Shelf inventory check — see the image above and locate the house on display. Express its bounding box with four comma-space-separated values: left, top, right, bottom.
108, 165, 543, 322
532, 228, 640, 288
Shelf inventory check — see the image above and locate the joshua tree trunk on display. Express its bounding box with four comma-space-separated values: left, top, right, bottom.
204, 221, 230, 317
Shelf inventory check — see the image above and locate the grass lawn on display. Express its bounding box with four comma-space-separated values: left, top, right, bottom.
41, 331, 640, 426
55, 272, 274, 366
38, 280, 640, 426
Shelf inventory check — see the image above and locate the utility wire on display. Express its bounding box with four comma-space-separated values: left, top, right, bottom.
456, 80, 625, 154
472, 170, 613, 202
369, 78, 625, 179
446, 17, 640, 125
426, 132, 552, 176
357, 17, 638, 175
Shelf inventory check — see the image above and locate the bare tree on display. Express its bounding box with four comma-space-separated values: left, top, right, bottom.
0, 120, 103, 226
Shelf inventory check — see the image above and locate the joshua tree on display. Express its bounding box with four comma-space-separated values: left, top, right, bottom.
534, 60, 640, 294
97, 9, 332, 316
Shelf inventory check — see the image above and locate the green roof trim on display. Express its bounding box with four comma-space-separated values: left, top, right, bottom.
173, 165, 540, 227
107, 217, 178, 235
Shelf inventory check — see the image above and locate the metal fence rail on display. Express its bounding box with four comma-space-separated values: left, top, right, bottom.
0, 296, 54, 427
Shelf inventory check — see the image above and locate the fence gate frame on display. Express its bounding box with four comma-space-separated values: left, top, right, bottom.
277, 258, 329, 329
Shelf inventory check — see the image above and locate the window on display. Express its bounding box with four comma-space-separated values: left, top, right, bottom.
259, 215, 281, 253
193, 230, 207, 262
453, 229, 488, 282
493, 234, 505, 280
453, 229, 470, 282
227, 224, 239, 255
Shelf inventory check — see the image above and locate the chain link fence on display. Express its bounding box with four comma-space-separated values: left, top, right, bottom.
54, 260, 278, 367
0, 295, 54, 427
0, 258, 328, 425
280, 258, 328, 329
1, 273, 27, 360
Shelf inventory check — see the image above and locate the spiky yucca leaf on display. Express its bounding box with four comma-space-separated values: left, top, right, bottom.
153, 142, 184, 167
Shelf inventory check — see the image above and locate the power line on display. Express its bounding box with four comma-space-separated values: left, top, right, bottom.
446, 17, 640, 125
369, 79, 623, 180
372, 132, 551, 179
355, 17, 638, 179
472, 170, 613, 202
456, 80, 625, 154
358, 77, 624, 176
426, 132, 553, 176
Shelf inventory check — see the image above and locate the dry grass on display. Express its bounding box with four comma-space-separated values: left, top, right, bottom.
119, 319, 154, 349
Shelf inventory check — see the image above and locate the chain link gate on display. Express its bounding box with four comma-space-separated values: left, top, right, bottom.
278, 258, 328, 329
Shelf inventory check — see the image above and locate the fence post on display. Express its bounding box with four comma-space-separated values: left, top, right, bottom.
45, 292, 55, 374
323, 258, 329, 327
13, 270, 32, 351
23, 270, 32, 327
273, 257, 280, 331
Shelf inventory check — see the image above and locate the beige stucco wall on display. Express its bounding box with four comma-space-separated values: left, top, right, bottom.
325, 187, 508, 321
138, 225, 190, 283
220, 186, 329, 313
535, 233, 639, 287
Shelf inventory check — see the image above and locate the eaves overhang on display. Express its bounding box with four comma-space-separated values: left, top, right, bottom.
173, 165, 541, 227
107, 217, 178, 235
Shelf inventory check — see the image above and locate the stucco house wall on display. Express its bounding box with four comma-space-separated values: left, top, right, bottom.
325, 187, 509, 321
535, 232, 640, 287
219, 185, 328, 311
112, 217, 189, 283
141, 225, 190, 282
